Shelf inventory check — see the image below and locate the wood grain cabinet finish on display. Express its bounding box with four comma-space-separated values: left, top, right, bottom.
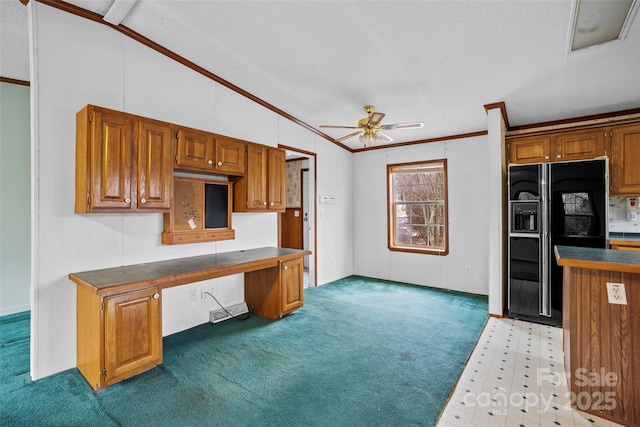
563, 267, 640, 426
175, 126, 215, 172
281, 257, 304, 315
508, 130, 606, 165
610, 240, 640, 251
77, 285, 162, 391
554, 129, 606, 162
233, 144, 285, 212
610, 123, 640, 195
215, 136, 246, 175
175, 127, 246, 176
244, 257, 304, 319
509, 135, 553, 164
75, 105, 173, 213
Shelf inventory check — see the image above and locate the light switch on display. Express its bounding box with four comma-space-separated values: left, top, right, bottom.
606, 282, 627, 305
294, 211, 300, 217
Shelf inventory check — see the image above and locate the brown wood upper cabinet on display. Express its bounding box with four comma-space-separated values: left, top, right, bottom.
509, 129, 605, 164
610, 123, 640, 195
75, 105, 173, 213
233, 144, 285, 212
175, 126, 246, 176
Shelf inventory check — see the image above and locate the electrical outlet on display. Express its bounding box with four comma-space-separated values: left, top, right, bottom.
606, 282, 627, 305
189, 288, 198, 302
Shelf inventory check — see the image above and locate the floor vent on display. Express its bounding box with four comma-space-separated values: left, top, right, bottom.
209, 302, 248, 324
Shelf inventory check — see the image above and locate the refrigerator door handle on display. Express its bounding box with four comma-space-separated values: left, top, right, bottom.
540, 164, 550, 317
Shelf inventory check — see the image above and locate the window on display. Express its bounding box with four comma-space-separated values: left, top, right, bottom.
561, 191, 595, 236
387, 160, 448, 255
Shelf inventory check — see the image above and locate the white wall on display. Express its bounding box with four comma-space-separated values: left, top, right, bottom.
353, 136, 490, 296
29, 3, 353, 380
0, 82, 31, 315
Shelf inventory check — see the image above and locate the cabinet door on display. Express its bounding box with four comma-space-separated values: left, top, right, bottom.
136, 119, 173, 210
508, 136, 552, 164
215, 137, 246, 175
554, 129, 605, 162
267, 148, 286, 211
281, 258, 304, 315
90, 108, 133, 209
246, 144, 268, 210
175, 127, 214, 171
104, 287, 162, 385
611, 124, 640, 195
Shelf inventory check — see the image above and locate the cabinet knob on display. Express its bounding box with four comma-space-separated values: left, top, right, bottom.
153, 293, 159, 299
556, 154, 561, 159
544, 156, 549, 160
125, 197, 131, 203
140, 198, 147, 204
208, 159, 213, 165
264, 202, 267, 206
283, 265, 288, 270
270, 202, 274, 206
217, 161, 223, 166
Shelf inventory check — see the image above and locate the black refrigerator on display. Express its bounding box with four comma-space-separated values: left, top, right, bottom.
508, 159, 607, 326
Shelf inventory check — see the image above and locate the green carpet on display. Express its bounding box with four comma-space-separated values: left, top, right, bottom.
0, 275, 487, 426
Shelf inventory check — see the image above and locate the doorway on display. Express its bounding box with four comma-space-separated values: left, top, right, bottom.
279, 146, 316, 288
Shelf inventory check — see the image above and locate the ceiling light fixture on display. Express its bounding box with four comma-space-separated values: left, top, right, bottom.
567, 0, 639, 54
103, 0, 138, 26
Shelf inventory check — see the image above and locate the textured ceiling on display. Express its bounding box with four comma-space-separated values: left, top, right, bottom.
2, 0, 640, 150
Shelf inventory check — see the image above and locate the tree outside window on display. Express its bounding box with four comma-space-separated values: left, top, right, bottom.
387, 160, 448, 255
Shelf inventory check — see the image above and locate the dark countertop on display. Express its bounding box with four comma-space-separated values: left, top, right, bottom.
555, 245, 640, 274
609, 232, 640, 243
69, 246, 311, 292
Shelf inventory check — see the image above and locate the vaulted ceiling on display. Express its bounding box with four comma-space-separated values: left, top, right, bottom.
2, 0, 639, 151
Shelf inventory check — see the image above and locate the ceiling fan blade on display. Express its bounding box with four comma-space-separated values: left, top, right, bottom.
336, 131, 363, 142
382, 122, 424, 130
319, 125, 360, 129
368, 112, 385, 126
376, 131, 394, 143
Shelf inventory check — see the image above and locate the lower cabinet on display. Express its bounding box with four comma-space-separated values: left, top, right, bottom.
609, 240, 640, 251
244, 258, 304, 319
77, 285, 162, 391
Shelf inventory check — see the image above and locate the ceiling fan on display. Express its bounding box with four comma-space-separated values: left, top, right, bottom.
320, 105, 424, 147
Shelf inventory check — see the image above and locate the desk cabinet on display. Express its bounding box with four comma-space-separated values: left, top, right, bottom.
77, 285, 162, 391
70, 247, 310, 390
245, 257, 304, 319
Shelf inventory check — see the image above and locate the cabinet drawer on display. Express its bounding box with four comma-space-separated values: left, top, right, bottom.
205, 230, 235, 240
190, 232, 206, 242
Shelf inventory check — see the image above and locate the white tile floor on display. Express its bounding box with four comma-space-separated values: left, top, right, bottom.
437, 317, 625, 427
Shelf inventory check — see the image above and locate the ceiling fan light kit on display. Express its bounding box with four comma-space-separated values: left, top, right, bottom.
320, 105, 424, 148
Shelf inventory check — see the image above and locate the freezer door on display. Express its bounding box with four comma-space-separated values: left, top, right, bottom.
509, 236, 542, 319
509, 163, 542, 201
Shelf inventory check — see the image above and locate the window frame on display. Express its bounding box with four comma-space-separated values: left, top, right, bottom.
387, 159, 449, 256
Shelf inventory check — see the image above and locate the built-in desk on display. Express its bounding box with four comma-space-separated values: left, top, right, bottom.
69, 246, 311, 390
555, 245, 640, 427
